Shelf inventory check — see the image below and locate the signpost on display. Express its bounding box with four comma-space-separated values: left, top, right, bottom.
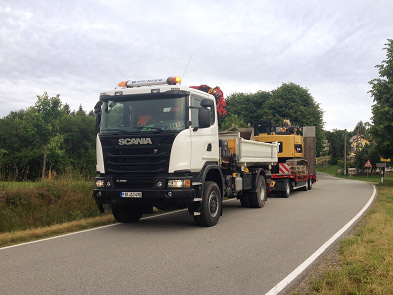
364, 160, 372, 178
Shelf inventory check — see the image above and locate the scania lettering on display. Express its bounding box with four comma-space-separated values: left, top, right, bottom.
93, 76, 279, 226
118, 138, 153, 145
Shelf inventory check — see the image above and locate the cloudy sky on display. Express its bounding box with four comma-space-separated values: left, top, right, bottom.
0, 0, 392, 130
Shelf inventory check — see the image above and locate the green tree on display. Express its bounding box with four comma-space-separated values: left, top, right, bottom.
220, 114, 247, 131
224, 91, 273, 125
325, 129, 350, 163
28, 92, 65, 179
354, 142, 379, 172
224, 83, 325, 155
369, 39, 393, 159
59, 106, 96, 176
0, 96, 96, 180
0, 109, 43, 179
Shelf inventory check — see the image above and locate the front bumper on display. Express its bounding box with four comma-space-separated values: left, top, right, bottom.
93, 188, 195, 202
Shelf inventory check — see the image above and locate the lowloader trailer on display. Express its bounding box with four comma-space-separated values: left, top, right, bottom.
254, 120, 317, 198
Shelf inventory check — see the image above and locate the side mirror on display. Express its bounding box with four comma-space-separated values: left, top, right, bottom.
200, 98, 214, 108
95, 114, 101, 133
94, 101, 102, 133
198, 107, 211, 129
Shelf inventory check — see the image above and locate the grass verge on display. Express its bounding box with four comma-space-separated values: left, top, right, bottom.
0, 179, 98, 232
0, 214, 115, 248
317, 165, 386, 184
292, 177, 393, 294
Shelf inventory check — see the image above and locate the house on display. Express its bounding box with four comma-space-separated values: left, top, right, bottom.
349, 135, 370, 158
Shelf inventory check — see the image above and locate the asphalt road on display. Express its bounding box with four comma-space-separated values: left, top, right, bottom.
0, 173, 374, 295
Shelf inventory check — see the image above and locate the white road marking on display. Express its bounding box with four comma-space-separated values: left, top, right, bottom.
0, 209, 186, 251
265, 185, 376, 295
0, 199, 239, 251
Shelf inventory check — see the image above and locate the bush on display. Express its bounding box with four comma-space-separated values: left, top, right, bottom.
330, 158, 338, 165
0, 180, 97, 233
337, 160, 344, 168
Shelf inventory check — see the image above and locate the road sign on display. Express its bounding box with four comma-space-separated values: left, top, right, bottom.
376, 163, 386, 168
364, 160, 372, 168
381, 157, 391, 162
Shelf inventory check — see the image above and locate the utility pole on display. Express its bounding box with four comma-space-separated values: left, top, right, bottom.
344, 129, 347, 175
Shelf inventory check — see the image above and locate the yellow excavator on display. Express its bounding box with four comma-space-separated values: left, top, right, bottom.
253, 120, 316, 198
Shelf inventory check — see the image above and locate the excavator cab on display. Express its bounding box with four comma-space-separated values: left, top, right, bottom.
254, 120, 304, 160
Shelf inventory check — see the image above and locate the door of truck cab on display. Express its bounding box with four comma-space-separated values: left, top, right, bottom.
189, 94, 219, 172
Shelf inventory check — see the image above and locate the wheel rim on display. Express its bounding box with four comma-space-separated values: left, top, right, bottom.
208, 191, 219, 217
259, 181, 265, 202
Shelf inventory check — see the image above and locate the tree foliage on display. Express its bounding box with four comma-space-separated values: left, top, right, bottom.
0, 94, 95, 180
220, 114, 247, 130
354, 142, 379, 172
369, 39, 393, 159
325, 129, 349, 161
224, 83, 325, 155
30, 92, 64, 178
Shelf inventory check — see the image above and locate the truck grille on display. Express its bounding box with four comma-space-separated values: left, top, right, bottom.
99, 134, 176, 177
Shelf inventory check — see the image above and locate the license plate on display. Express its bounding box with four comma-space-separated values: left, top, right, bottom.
121, 192, 142, 198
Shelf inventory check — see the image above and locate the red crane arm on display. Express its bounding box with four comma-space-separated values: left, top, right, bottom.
190, 85, 227, 118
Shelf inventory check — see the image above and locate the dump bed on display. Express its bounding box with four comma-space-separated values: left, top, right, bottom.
219, 131, 278, 165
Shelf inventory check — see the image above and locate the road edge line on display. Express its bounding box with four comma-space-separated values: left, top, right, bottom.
0, 200, 238, 251
265, 185, 377, 295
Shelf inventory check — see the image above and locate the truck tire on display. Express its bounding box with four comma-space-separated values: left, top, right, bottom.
112, 205, 143, 223
194, 181, 221, 227
249, 175, 267, 208
280, 180, 291, 198
307, 178, 313, 190
240, 194, 251, 208
301, 181, 308, 191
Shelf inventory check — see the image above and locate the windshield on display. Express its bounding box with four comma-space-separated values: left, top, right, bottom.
100, 95, 187, 133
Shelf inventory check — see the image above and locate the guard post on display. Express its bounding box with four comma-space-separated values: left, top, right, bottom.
376, 162, 386, 184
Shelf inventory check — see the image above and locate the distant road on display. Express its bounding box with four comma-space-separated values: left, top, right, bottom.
0, 173, 374, 295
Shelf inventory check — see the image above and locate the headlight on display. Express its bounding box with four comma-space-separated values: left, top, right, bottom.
95, 179, 105, 188
167, 179, 191, 188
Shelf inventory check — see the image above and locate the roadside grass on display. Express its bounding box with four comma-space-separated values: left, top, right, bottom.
293, 175, 393, 294
0, 179, 99, 233
0, 179, 168, 247
317, 163, 340, 176
0, 214, 115, 248
317, 165, 386, 184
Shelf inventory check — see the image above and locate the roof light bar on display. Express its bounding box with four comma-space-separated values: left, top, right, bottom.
117, 76, 181, 88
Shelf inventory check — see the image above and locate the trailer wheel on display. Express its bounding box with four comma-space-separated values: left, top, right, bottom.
194, 181, 222, 227
307, 178, 313, 190
281, 180, 291, 198
249, 175, 267, 208
301, 181, 308, 191
112, 205, 143, 223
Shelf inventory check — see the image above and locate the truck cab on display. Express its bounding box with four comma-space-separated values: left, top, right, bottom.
93, 77, 221, 225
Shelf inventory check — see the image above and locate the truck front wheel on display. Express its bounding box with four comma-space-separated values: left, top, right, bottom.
249, 175, 267, 208
112, 205, 143, 223
194, 181, 222, 227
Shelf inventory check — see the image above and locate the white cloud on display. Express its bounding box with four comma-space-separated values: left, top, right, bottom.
0, 0, 391, 131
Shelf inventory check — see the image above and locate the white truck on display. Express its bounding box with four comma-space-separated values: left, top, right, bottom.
93, 76, 279, 226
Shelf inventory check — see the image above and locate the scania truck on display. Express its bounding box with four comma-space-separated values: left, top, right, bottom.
93, 76, 279, 226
